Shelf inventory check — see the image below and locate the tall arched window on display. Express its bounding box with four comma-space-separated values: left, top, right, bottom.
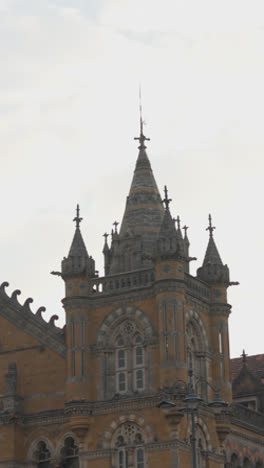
33, 441, 52, 468
186, 320, 207, 398
60, 437, 79, 468
112, 423, 146, 468
114, 322, 146, 395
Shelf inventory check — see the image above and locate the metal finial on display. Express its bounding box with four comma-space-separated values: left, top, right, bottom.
103, 233, 109, 243
206, 214, 215, 238
183, 225, 189, 237
113, 221, 119, 234
241, 349, 247, 364
163, 185, 172, 210
134, 86, 150, 149
73, 204, 83, 229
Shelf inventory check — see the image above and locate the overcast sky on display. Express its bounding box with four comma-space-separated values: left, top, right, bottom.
1, 0, 264, 357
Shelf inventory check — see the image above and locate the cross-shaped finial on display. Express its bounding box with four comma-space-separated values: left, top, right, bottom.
241, 349, 247, 365
163, 185, 172, 210
113, 221, 119, 234
103, 233, 109, 243
206, 214, 215, 238
134, 129, 150, 149
73, 204, 83, 229
176, 215, 181, 230
183, 225, 189, 237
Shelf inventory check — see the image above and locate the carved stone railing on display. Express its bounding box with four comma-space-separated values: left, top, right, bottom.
89, 268, 155, 296
231, 404, 264, 432
185, 274, 210, 301
89, 270, 212, 299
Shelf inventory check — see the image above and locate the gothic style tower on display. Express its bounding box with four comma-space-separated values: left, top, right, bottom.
58, 121, 235, 467
5, 113, 262, 468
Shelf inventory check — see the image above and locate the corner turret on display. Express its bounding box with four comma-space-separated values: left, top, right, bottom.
156, 187, 184, 261
61, 205, 95, 280
197, 214, 229, 286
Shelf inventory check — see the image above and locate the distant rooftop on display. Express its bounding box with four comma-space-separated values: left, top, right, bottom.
231, 354, 264, 382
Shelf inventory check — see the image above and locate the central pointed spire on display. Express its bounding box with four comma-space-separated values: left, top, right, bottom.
107, 98, 165, 274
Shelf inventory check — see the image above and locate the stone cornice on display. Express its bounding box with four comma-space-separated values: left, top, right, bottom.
229, 428, 264, 446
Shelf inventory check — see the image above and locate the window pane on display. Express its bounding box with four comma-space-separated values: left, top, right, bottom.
118, 372, 126, 392
118, 349, 125, 368
117, 336, 124, 346
135, 335, 142, 344
136, 347, 143, 365
136, 370, 143, 389
119, 450, 124, 468
137, 448, 144, 468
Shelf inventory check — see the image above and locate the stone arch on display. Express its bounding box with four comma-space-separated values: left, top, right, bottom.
27, 436, 54, 462
96, 305, 156, 348
95, 306, 156, 399
185, 309, 209, 351
99, 413, 156, 449
55, 432, 79, 458
186, 415, 212, 452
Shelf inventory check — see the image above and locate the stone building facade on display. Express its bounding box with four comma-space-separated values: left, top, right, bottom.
0, 125, 263, 467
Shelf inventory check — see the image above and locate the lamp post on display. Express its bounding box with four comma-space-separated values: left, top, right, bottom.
181, 353, 203, 468
157, 353, 228, 468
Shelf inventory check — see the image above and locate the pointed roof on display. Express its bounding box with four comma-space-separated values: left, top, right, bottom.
202, 236, 223, 266
158, 210, 176, 239
68, 228, 88, 258
197, 214, 229, 285
68, 204, 88, 258
119, 124, 164, 240
202, 214, 223, 266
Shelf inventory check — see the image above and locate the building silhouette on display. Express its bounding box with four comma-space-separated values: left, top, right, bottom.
0, 122, 263, 467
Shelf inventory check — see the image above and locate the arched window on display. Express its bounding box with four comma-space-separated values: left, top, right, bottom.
60, 437, 79, 468
114, 323, 146, 394
137, 448, 144, 468
186, 320, 207, 398
96, 306, 155, 400
230, 453, 240, 468
33, 441, 52, 468
112, 422, 146, 468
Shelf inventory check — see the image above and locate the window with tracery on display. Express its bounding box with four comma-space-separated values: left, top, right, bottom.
186, 320, 207, 398
114, 321, 145, 394
112, 422, 146, 468
60, 437, 79, 468
33, 441, 52, 468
